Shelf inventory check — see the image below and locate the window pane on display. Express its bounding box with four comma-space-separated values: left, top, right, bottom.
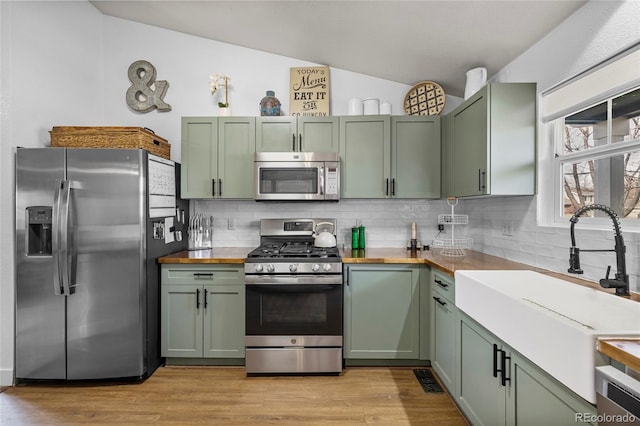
563, 150, 640, 219
612, 88, 640, 142
563, 102, 608, 154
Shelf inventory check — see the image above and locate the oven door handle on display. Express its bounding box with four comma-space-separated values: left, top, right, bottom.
247, 284, 338, 294
245, 275, 343, 285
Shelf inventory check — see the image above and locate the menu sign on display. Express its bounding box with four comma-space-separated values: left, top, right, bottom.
289, 66, 330, 116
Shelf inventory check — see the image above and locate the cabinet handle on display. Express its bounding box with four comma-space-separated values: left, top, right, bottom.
204, 289, 208, 309
385, 178, 389, 196
196, 288, 200, 309
299, 133, 303, 151
391, 178, 396, 196
292, 134, 296, 151
432, 296, 446, 306
492, 344, 499, 378
435, 278, 448, 289
500, 350, 511, 386
193, 273, 214, 279
211, 179, 216, 197
478, 169, 486, 192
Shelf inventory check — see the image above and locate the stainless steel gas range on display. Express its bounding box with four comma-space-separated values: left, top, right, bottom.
244, 218, 343, 375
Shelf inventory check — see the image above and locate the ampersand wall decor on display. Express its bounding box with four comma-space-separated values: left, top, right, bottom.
126, 60, 172, 113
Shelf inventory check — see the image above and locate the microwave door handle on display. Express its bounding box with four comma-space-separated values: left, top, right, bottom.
319, 167, 325, 195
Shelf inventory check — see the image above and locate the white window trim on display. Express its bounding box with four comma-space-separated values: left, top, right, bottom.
538, 44, 640, 234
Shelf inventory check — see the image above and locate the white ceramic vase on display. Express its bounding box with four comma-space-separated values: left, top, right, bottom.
464, 67, 487, 100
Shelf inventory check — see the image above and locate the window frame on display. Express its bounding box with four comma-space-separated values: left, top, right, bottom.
539, 44, 640, 232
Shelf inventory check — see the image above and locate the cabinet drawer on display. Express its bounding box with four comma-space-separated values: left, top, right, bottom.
161, 264, 244, 286
432, 270, 455, 302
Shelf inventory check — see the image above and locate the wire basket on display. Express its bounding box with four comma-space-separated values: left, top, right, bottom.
432, 236, 473, 257
438, 214, 468, 225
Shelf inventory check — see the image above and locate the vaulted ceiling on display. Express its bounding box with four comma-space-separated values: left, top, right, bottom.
91, 0, 587, 97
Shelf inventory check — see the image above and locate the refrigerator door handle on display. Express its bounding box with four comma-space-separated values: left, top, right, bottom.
53, 180, 78, 296
52, 180, 65, 295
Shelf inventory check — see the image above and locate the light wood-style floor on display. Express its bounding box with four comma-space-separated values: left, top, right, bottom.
0, 366, 468, 425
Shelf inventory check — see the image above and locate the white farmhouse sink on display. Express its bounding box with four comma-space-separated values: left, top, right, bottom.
455, 270, 640, 404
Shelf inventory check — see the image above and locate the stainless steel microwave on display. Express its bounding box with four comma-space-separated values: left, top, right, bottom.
254, 152, 340, 201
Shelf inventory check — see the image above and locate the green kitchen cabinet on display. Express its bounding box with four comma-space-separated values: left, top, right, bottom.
181, 117, 255, 199
457, 311, 596, 425
443, 83, 536, 197
340, 116, 390, 198
161, 264, 245, 360
429, 270, 457, 395
255, 116, 339, 152
343, 264, 420, 360
506, 350, 597, 425
391, 116, 441, 198
340, 115, 440, 199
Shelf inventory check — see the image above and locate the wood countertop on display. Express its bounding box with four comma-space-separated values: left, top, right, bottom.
157, 247, 252, 264
597, 339, 640, 373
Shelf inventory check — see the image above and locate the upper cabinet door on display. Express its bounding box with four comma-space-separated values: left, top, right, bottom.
181, 117, 218, 199
339, 116, 391, 198
255, 117, 297, 152
256, 116, 339, 152
451, 89, 488, 197
391, 116, 441, 199
217, 117, 256, 199
298, 117, 339, 152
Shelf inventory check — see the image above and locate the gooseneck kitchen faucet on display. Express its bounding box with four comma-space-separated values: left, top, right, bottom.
568, 204, 630, 296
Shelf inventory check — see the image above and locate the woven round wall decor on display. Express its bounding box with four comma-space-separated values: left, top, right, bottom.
403, 81, 446, 116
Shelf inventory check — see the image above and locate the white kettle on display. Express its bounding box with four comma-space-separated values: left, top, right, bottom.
313, 222, 337, 248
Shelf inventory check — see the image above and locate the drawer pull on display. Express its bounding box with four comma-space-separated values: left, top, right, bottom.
193, 273, 214, 279
432, 296, 446, 306
196, 288, 200, 309
434, 278, 448, 289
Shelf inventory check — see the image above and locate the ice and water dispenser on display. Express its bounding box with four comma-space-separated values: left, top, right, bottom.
26, 206, 52, 256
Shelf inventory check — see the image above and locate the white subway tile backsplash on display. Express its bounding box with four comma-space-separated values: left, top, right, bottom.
192, 195, 639, 292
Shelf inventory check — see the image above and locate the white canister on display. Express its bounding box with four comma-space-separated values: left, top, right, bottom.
348, 97, 363, 115
380, 101, 392, 115
464, 67, 487, 100
363, 98, 379, 115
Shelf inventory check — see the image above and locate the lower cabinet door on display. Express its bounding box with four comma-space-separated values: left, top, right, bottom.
203, 284, 246, 358
344, 265, 420, 359
458, 315, 506, 426
507, 351, 597, 426
161, 284, 203, 358
430, 289, 456, 393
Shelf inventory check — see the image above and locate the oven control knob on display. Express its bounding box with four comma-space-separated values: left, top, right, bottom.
289, 264, 298, 273
266, 264, 275, 273
312, 263, 321, 272
322, 263, 332, 272
254, 264, 264, 272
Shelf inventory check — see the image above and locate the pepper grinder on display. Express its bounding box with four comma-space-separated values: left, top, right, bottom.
409, 222, 418, 251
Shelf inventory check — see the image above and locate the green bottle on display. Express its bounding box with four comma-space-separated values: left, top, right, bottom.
351, 227, 359, 249
358, 225, 365, 249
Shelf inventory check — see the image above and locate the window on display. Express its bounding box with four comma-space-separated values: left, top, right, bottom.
558, 88, 640, 219
541, 45, 640, 227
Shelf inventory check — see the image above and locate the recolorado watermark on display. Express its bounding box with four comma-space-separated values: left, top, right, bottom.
576, 412, 637, 423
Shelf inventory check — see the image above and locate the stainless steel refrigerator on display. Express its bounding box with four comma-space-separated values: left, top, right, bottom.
15, 148, 188, 381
